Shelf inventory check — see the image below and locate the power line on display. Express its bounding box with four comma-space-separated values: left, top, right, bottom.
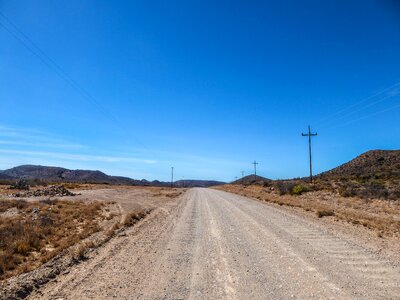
315, 81, 400, 128
319, 93, 399, 130
0, 11, 151, 153
302, 125, 317, 183
171, 167, 174, 188
328, 103, 400, 130
0, 13, 116, 125
252, 161, 258, 181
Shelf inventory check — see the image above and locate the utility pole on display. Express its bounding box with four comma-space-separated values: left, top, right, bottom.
302, 125, 318, 183
171, 167, 174, 188
252, 161, 258, 181
241, 171, 244, 178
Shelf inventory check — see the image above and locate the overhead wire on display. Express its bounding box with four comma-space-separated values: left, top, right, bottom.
314, 81, 400, 129
328, 102, 400, 130
0, 11, 152, 153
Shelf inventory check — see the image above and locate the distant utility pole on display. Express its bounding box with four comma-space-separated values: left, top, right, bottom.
171, 167, 174, 188
252, 161, 258, 181
241, 171, 244, 178
302, 125, 318, 183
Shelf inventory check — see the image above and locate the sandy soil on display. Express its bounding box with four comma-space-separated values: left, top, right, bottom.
27, 188, 399, 299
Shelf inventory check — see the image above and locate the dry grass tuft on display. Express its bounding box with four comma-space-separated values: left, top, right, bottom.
123, 208, 151, 226
316, 209, 335, 218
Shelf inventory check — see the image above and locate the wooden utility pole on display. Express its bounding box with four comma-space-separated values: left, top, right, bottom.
302, 125, 317, 183
241, 170, 244, 178
252, 161, 258, 181
171, 167, 174, 188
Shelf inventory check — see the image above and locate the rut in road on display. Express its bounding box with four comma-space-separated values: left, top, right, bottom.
31, 188, 400, 299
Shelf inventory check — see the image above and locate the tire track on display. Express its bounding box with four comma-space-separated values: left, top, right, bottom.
212, 189, 400, 299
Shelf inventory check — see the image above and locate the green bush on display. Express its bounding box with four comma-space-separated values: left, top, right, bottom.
291, 184, 307, 195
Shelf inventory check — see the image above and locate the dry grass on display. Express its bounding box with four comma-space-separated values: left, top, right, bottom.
61, 183, 82, 190
0, 199, 107, 280
316, 209, 335, 218
123, 208, 152, 226
216, 184, 400, 237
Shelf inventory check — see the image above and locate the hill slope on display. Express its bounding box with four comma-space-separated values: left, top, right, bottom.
225, 150, 400, 200
318, 150, 400, 180
232, 175, 271, 185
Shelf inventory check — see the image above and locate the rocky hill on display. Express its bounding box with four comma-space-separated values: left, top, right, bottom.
226, 150, 400, 200
318, 150, 400, 180
315, 150, 400, 200
0, 165, 224, 187
232, 175, 272, 185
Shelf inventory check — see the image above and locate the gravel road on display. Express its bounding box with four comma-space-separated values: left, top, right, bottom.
31, 188, 400, 299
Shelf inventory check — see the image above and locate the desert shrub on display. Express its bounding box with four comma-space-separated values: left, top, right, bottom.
39, 198, 58, 205
123, 208, 151, 226
0, 199, 27, 213
316, 209, 335, 218
262, 181, 272, 187
365, 184, 388, 199
10, 179, 30, 190
27, 178, 47, 187
339, 186, 357, 197
388, 188, 400, 200
62, 183, 81, 189
291, 184, 308, 195
72, 244, 88, 261
275, 181, 296, 195
13, 240, 30, 256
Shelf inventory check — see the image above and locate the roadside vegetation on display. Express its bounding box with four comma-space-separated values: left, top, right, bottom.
216, 184, 400, 238
0, 199, 106, 280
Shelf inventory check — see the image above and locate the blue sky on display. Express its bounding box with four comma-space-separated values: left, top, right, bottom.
0, 0, 399, 181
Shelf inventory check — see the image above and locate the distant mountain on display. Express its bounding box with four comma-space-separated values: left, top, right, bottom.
173, 179, 225, 188
318, 150, 400, 180
2, 165, 135, 185
0, 165, 225, 187
0, 172, 14, 180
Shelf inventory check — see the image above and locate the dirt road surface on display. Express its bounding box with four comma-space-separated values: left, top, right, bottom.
30, 188, 400, 299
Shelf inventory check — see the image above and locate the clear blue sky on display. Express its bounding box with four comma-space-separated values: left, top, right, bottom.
1, 1, 399, 181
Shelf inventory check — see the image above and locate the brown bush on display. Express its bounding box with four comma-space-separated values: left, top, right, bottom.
316, 209, 335, 218
123, 208, 151, 226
